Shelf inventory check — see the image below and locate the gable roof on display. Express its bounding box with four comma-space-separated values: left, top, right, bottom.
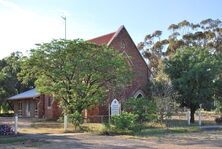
88, 25, 150, 73
88, 32, 115, 45
8, 88, 40, 100
88, 25, 125, 46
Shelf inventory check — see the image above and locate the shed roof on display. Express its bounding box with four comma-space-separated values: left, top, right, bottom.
7, 88, 40, 100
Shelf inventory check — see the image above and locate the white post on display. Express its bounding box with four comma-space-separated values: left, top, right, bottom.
198, 110, 202, 126
119, 103, 121, 115
199, 104, 202, 126
64, 115, 68, 132
187, 111, 190, 125
108, 104, 110, 124
14, 114, 18, 135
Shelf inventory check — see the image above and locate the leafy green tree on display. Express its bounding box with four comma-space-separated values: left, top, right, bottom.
20, 39, 132, 127
165, 47, 221, 123
0, 52, 34, 112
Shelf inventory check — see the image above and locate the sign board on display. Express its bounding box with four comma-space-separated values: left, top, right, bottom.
111, 99, 121, 116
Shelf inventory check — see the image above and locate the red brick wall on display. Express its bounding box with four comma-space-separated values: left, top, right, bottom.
38, 95, 45, 118
10, 95, 61, 120
109, 27, 149, 101
52, 100, 62, 119
43, 95, 61, 120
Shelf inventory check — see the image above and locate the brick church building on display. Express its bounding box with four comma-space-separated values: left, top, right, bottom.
7, 25, 150, 121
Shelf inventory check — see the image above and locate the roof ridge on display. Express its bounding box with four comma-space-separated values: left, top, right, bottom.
107, 25, 124, 46
87, 25, 125, 45
88, 32, 116, 42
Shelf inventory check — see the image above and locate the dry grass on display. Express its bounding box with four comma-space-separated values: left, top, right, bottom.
19, 127, 65, 134
4, 111, 220, 136
18, 122, 106, 134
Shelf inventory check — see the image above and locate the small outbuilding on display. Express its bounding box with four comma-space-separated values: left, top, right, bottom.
7, 88, 61, 119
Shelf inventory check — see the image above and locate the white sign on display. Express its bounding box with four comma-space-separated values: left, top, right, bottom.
111, 99, 121, 116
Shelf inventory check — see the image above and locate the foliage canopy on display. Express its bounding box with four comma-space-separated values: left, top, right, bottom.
165, 47, 222, 122
20, 39, 132, 126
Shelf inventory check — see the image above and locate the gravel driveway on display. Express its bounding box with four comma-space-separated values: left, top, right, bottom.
1, 130, 222, 149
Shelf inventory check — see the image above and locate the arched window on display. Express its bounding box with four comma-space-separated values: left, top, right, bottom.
133, 90, 145, 98
136, 94, 143, 98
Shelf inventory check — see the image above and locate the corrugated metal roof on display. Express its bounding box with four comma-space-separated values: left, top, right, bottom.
7, 88, 40, 100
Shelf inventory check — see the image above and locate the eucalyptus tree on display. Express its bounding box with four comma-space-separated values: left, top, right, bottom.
138, 18, 222, 76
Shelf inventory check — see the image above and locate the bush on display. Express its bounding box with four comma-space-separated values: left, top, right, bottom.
112, 112, 138, 130
124, 97, 158, 123
69, 111, 84, 130
215, 116, 222, 124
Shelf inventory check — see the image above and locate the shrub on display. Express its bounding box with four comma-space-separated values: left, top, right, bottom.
69, 111, 84, 130
215, 116, 222, 124
112, 112, 138, 130
124, 97, 158, 123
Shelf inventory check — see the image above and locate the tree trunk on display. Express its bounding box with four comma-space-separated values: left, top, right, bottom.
190, 107, 195, 123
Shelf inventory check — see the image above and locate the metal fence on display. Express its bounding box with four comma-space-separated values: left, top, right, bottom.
164, 110, 220, 128
84, 115, 110, 123
0, 115, 36, 135
0, 116, 15, 127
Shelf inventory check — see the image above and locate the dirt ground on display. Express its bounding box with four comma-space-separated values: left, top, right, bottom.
1, 116, 222, 149
1, 130, 222, 149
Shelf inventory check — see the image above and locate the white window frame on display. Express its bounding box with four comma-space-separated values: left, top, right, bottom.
134, 90, 145, 98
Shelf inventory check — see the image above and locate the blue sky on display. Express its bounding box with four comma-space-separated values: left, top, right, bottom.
0, 0, 221, 59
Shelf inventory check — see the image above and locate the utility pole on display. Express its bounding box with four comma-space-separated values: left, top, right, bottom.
61, 16, 66, 39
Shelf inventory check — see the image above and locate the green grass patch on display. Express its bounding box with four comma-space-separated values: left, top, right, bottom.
135, 126, 200, 137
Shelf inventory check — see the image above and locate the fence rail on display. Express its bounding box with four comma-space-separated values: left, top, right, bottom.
84, 115, 109, 123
